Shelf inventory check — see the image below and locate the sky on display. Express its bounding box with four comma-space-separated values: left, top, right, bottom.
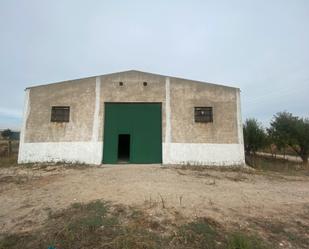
0, 0, 308, 130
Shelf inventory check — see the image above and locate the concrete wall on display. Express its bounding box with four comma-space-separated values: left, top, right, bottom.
18, 70, 245, 165
162, 77, 244, 165
170, 78, 238, 144
24, 77, 96, 143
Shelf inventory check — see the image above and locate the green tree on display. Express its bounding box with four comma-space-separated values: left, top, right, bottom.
270, 112, 309, 164
243, 118, 267, 155
1, 129, 13, 156
1, 129, 13, 140
267, 125, 288, 157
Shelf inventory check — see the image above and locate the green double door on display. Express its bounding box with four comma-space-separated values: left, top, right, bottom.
103, 103, 162, 164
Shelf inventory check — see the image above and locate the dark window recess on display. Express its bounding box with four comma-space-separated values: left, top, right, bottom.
51, 106, 70, 122
194, 107, 213, 123
143, 82, 147, 86
119, 81, 123, 86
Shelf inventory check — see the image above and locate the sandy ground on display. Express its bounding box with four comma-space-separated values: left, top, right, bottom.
0, 164, 308, 234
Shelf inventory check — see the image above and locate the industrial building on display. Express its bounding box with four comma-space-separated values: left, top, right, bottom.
18, 70, 245, 166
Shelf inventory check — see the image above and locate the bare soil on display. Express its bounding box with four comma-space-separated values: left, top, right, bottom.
0, 163, 308, 242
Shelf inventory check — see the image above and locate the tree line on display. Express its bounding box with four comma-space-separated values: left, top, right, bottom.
0, 129, 16, 157
243, 112, 309, 164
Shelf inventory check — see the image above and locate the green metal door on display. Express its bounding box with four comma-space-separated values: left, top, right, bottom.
103, 103, 162, 164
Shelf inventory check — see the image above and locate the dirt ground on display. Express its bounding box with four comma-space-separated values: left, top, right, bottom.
0, 163, 308, 239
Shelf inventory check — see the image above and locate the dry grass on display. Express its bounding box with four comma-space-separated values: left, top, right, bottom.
246, 155, 309, 176
247, 212, 309, 249
0, 156, 308, 248
170, 164, 255, 174
0, 154, 18, 168
0, 200, 272, 249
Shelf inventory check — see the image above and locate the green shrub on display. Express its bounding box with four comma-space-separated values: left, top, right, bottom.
228, 232, 269, 249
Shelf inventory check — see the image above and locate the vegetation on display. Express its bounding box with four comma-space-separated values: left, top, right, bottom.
0, 154, 18, 168
1, 129, 13, 140
243, 119, 267, 154
0, 129, 13, 156
244, 112, 309, 165
227, 233, 269, 249
245, 154, 309, 176
269, 112, 309, 164
0, 200, 271, 249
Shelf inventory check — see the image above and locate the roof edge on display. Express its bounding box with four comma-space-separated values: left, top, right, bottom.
25, 69, 240, 90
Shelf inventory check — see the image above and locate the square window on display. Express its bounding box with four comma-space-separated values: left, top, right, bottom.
194, 107, 213, 123
51, 106, 70, 122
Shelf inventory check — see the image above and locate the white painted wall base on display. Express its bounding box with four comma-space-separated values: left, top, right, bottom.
18, 142, 103, 165
163, 143, 245, 166
18, 142, 244, 166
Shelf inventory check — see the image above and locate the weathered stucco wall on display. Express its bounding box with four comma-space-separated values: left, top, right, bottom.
161, 76, 243, 166
24, 77, 96, 143
170, 78, 238, 144
18, 70, 245, 165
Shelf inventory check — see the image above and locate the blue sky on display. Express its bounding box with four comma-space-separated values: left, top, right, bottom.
0, 0, 308, 130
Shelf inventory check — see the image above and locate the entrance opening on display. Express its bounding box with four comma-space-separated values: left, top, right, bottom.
118, 134, 130, 163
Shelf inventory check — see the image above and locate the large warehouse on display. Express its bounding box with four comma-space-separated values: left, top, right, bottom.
18, 70, 245, 166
